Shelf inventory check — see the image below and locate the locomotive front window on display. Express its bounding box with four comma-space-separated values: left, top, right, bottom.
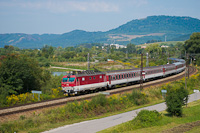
68, 78, 75, 82
62, 78, 68, 82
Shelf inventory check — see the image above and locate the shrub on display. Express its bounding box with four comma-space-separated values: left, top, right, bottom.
88, 94, 108, 109
132, 110, 162, 128
4, 87, 63, 107
165, 85, 189, 116
6, 92, 39, 106
127, 89, 149, 105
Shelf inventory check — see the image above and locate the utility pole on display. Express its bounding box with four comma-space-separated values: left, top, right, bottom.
140, 53, 143, 90
187, 54, 189, 78
146, 52, 149, 67
168, 52, 169, 64
87, 53, 90, 70
185, 51, 187, 90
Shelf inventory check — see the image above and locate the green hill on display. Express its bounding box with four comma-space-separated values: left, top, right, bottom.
1, 15, 200, 48
108, 16, 200, 34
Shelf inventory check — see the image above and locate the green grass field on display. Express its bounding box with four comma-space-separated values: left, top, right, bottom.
100, 99, 200, 133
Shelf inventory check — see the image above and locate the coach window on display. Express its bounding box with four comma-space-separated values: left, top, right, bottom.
89, 77, 92, 80
93, 76, 95, 79
100, 76, 102, 79
116, 75, 118, 80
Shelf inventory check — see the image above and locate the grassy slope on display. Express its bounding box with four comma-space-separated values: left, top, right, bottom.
100, 99, 200, 133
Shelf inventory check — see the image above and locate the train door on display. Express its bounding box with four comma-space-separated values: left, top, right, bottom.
163, 67, 165, 76
106, 75, 111, 87
76, 77, 80, 91
142, 71, 145, 80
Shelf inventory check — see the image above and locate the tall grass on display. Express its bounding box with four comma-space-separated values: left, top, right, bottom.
0, 90, 161, 133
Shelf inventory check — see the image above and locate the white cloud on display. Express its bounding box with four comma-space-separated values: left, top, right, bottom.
0, 0, 119, 13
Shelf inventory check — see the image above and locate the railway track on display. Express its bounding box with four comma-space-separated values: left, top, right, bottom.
0, 66, 197, 117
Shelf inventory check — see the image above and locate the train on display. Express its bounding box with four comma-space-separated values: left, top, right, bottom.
61, 58, 185, 95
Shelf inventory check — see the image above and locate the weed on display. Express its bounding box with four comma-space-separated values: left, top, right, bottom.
20, 115, 26, 120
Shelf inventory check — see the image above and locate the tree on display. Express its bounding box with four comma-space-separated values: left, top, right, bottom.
175, 42, 185, 58
41, 45, 54, 58
185, 32, 200, 65
127, 43, 136, 54
146, 44, 162, 58
0, 54, 50, 96
62, 51, 76, 59
185, 32, 200, 53
165, 85, 189, 116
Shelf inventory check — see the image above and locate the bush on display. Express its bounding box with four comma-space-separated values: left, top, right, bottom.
4, 87, 64, 107
165, 85, 189, 116
127, 89, 149, 105
132, 110, 162, 128
88, 94, 108, 109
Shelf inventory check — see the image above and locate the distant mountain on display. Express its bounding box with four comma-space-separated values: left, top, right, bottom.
108, 16, 200, 34
1, 15, 200, 48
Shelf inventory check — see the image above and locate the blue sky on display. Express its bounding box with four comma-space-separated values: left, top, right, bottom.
0, 0, 200, 34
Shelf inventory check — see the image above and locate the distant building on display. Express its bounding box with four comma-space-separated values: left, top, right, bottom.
107, 59, 114, 63
161, 45, 169, 48
110, 43, 127, 49
141, 46, 146, 49
102, 43, 127, 49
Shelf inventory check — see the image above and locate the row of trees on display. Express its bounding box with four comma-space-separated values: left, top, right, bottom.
0, 42, 186, 67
